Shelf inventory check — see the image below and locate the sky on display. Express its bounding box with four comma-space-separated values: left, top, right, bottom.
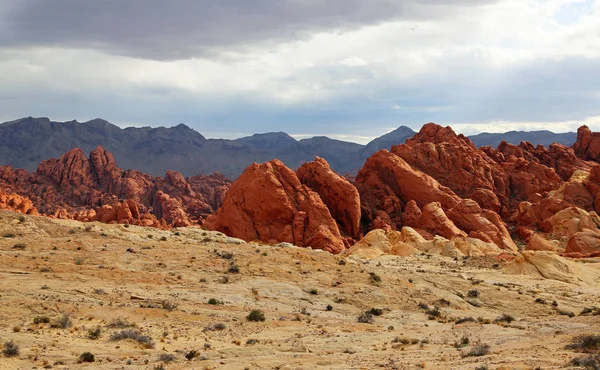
0, 0, 599, 144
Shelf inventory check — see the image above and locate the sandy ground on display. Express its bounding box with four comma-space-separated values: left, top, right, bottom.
0, 210, 599, 370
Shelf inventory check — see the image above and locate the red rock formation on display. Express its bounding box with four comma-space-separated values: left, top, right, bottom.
356, 149, 460, 231
205, 160, 345, 253
297, 157, 361, 238
392, 124, 507, 214
0, 146, 232, 228
573, 125, 600, 162
566, 230, 600, 255
0, 191, 39, 215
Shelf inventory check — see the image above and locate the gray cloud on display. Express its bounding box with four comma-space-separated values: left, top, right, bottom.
1, 0, 498, 59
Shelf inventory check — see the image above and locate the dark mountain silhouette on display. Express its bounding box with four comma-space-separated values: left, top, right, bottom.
0, 117, 577, 179
470, 130, 577, 148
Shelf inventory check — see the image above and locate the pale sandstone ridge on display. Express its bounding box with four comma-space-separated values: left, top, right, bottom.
205, 159, 346, 253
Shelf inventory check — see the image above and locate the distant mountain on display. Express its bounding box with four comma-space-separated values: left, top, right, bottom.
469, 130, 577, 148
0, 117, 414, 178
0, 117, 578, 179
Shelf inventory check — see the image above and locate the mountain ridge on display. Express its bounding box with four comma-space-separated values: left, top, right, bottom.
0, 117, 577, 178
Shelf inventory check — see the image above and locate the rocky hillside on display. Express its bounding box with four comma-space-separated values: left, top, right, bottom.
470, 130, 576, 148
2, 122, 600, 261
0, 146, 231, 227
207, 123, 600, 259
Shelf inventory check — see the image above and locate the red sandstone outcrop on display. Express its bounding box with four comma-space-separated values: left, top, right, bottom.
0, 146, 232, 228
0, 191, 39, 215
297, 157, 361, 238
573, 125, 600, 162
205, 160, 345, 253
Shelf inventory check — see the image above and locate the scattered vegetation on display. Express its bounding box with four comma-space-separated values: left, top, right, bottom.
87, 327, 102, 340
208, 298, 223, 305
204, 322, 227, 331
463, 343, 490, 357
494, 313, 515, 324
51, 313, 73, 329
158, 353, 176, 363
357, 311, 374, 324
467, 289, 480, 298
107, 317, 134, 328
570, 354, 600, 369
581, 307, 600, 316
110, 329, 155, 348
3, 340, 19, 357
185, 350, 199, 360
455, 317, 476, 325
247, 310, 266, 322
33, 316, 51, 324
368, 308, 384, 316
161, 300, 178, 311
566, 335, 600, 353
78, 352, 95, 363
12, 243, 26, 250
228, 262, 240, 274
369, 272, 382, 283
454, 336, 470, 348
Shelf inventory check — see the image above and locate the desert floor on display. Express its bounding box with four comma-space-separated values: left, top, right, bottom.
0, 210, 599, 370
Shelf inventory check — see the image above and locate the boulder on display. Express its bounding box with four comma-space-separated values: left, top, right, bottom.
205, 160, 345, 253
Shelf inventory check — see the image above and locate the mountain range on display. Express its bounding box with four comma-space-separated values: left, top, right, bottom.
0, 117, 577, 178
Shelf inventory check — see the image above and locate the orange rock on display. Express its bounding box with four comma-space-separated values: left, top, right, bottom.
297, 157, 361, 238
205, 160, 345, 253
0, 191, 39, 215
566, 229, 600, 254
573, 125, 600, 162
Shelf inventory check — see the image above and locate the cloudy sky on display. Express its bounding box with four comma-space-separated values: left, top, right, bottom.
0, 0, 599, 143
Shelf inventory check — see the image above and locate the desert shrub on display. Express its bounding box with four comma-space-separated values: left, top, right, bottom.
581, 307, 600, 316
454, 336, 470, 348
110, 329, 155, 348
566, 335, 600, 353
78, 352, 95, 363
208, 298, 223, 305
418, 302, 430, 310
87, 327, 102, 340
51, 313, 72, 329
107, 317, 134, 328
557, 309, 576, 318
455, 317, 476, 325
326, 305, 333, 311
161, 300, 177, 311
12, 243, 26, 250
467, 289, 480, 298
2, 340, 19, 357
494, 313, 515, 324
33, 316, 51, 324
571, 354, 600, 369
18, 215, 25, 223
247, 310, 265, 322
203, 323, 226, 331
185, 350, 198, 360
426, 306, 441, 319
309, 289, 318, 295
463, 343, 490, 357
357, 311, 374, 324
160, 236, 167, 241
369, 308, 384, 316
369, 272, 381, 283
227, 263, 240, 274
2, 232, 16, 238
158, 353, 176, 363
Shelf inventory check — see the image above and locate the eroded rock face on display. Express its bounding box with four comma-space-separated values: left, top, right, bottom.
392, 123, 507, 214
566, 230, 600, 255
356, 149, 460, 231
205, 160, 345, 253
297, 157, 361, 238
